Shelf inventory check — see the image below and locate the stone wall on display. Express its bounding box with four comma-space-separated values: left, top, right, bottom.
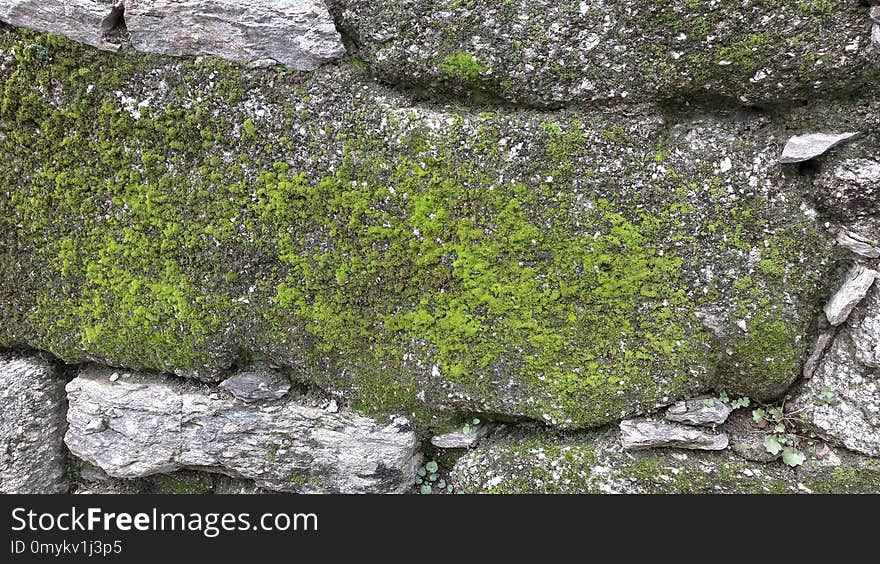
1, 1, 879, 493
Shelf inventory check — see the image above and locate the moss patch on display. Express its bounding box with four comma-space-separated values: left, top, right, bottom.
0, 27, 836, 430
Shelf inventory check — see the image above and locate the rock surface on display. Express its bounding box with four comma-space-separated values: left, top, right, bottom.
0, 24, 843, 429
431, 425, 488, 449
835, 230, 880, 259
452, 427, 880, 494
813, 152, 880, 236
0, 353, 68, 493
331, 1, 877, 107
779, 132, 860, 164
65, 366, 421, 493
824, 264, 877, 326
665, 398, 731, 426
793, 286, 880, 457
799, 447, 880, 494
803, 329, 836, 380
619, 419, 728, 451
219, 365, 291, 402
0, 0, 123, 51
452, 427, 796, 494
125, 0, 345, 70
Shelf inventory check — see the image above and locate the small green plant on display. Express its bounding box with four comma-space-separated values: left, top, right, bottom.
714, 391, 749, 409
729, 397, 750, 409
23, 42, 53, 62
416, 460, 455, 494
813, 386, 839, 406
751, 396, 813, 467
462, 418, 480, 434
242, 118, 258, 140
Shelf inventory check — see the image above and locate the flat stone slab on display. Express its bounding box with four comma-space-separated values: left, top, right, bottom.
835, 230, 880, 259
125, 0, 345, 69
65, 366, 421, 493
219, 365, 291, 402
665, 398, 732, 426
0, 0, 123, 51
431, 425, 488, 449
619, 419, 729, 451
779, 132, 860, 163
824, 264, 877, 326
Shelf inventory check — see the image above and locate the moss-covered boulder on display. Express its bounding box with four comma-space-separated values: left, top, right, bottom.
0, 26, 845, 430
330, 0, 878, 107
451, 426, 880, 493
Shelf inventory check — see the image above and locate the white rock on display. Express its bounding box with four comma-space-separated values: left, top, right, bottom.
779, 132, 860, 164
824, 264, 877, 326
792, 287, 880, 456
125, 0, 345, 70
0, 0, 123, 51
65, 366, 421, 493
619, 419, 728, 451
835, 230, 880, 259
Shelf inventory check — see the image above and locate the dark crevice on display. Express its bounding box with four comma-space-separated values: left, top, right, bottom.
100, 1, 129, 46
325, 0, 361, 56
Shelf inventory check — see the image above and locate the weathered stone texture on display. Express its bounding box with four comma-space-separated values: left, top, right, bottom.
0, 353, 68, 493
330, 0, 877, 107
0, 0, 123, 51
793, 286, 880, 457
125, 0, 345, 69
65, 366, 421, 493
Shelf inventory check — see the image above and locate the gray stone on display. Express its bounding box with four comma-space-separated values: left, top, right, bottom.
451, 427, 795, 494
219, 365, 291, 402
873, 8, 880, 46
330, 0, 874, 107
814, 158, 880, 236
852, 288, 880, 368
665, 398, 732, 426
431, 425, 488, 449
812, 156, 880, 238
792, 286, 880, 457
0, 0, 123, 51
835, 230, 880, 259
65, 366, 421, 493
803, 329, 837, 380
619, 419, 728, 451
79, 461, 112, 483
0, 353, 68, 494
125, 0, 345, 70
824, 264, 877, 326
779, 132, 861, 164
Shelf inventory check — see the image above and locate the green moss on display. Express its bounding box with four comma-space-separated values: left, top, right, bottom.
722, 310, 803, 399
151, 472, 214, 495
439, 51, 488, 81
0, 26, 832, 430
801, 455, 880, 494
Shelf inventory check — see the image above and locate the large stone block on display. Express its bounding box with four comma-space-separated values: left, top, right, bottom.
64, 366, 421, 493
